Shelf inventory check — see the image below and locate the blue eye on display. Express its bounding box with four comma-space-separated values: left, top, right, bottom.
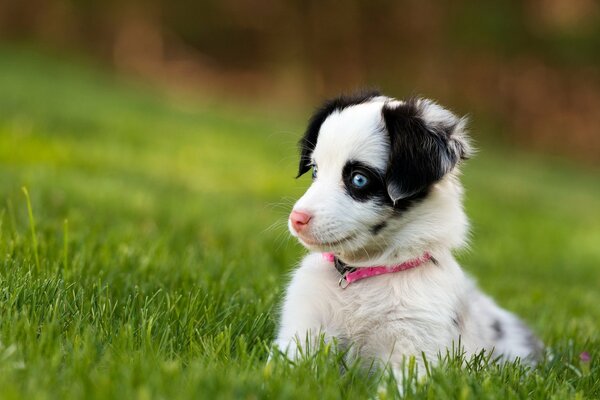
311, 165, 318, 180
351, 173, 368, 188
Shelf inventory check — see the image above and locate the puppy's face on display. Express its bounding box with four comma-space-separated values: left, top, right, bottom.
289, 92, 471, 260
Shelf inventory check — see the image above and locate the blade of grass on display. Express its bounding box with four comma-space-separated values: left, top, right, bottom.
63, 218, 69, 270
21, 186, 40, 272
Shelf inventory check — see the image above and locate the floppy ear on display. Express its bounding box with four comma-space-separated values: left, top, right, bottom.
297, 106, 328, 178
297, 90, 382, 177
382, 98, 471, 202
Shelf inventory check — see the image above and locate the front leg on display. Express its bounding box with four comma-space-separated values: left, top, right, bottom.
274, 254, 341, 360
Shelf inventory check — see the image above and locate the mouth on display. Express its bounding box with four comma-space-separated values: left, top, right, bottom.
297, 232, 357, 248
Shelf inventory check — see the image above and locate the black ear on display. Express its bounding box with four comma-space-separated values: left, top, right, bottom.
297, 105, 330, 178
297, 89, 382, 177
382, 98, 471, 202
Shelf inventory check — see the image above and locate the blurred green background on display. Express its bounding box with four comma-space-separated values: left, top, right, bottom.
1, 1, 599, 399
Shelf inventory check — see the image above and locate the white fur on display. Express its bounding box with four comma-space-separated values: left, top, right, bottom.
275, 97, 542, 383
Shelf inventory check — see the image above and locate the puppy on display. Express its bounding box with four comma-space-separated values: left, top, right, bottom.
274, 91, 542, 378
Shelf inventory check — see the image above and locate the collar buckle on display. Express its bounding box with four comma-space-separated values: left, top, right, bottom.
334, 258, 354, 289
338, 274, 350, 289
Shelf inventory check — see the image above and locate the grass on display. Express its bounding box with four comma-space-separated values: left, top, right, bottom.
0, 46, 599, 399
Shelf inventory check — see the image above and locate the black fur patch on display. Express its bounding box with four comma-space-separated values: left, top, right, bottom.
342, 160, 387, 203
452, 312, 464, 332
382, 98, 463, 202
390, 187, 429, 214
341, 160, 430, 215
370, 221, 387, 235
297, 89, 381, 177
492, 320, 504, 340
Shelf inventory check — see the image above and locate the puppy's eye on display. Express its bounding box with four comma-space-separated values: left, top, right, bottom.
351, 173, 369, 188
312, 165, 318, 180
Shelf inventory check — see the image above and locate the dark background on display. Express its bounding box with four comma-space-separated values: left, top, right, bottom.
2, 0, 599, 162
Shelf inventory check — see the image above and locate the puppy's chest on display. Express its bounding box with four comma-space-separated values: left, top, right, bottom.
329, 279, 459, 351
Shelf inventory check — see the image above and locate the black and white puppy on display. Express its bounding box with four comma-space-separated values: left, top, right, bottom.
275, 91, 542, 377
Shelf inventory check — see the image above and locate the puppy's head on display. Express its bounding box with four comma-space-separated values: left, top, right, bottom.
289, 91, 472, 262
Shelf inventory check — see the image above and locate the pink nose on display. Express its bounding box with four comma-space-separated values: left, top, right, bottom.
290, 210, 312, 233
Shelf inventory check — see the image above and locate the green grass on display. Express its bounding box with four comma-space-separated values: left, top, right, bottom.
0, 46, 599, 399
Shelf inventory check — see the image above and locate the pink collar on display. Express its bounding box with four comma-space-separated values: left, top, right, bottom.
322, 252, 433, 288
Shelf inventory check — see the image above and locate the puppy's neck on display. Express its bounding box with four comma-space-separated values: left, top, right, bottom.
337, 243, 449, 268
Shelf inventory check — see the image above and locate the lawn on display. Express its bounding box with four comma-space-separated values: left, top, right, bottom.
0, 46, 599, 399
